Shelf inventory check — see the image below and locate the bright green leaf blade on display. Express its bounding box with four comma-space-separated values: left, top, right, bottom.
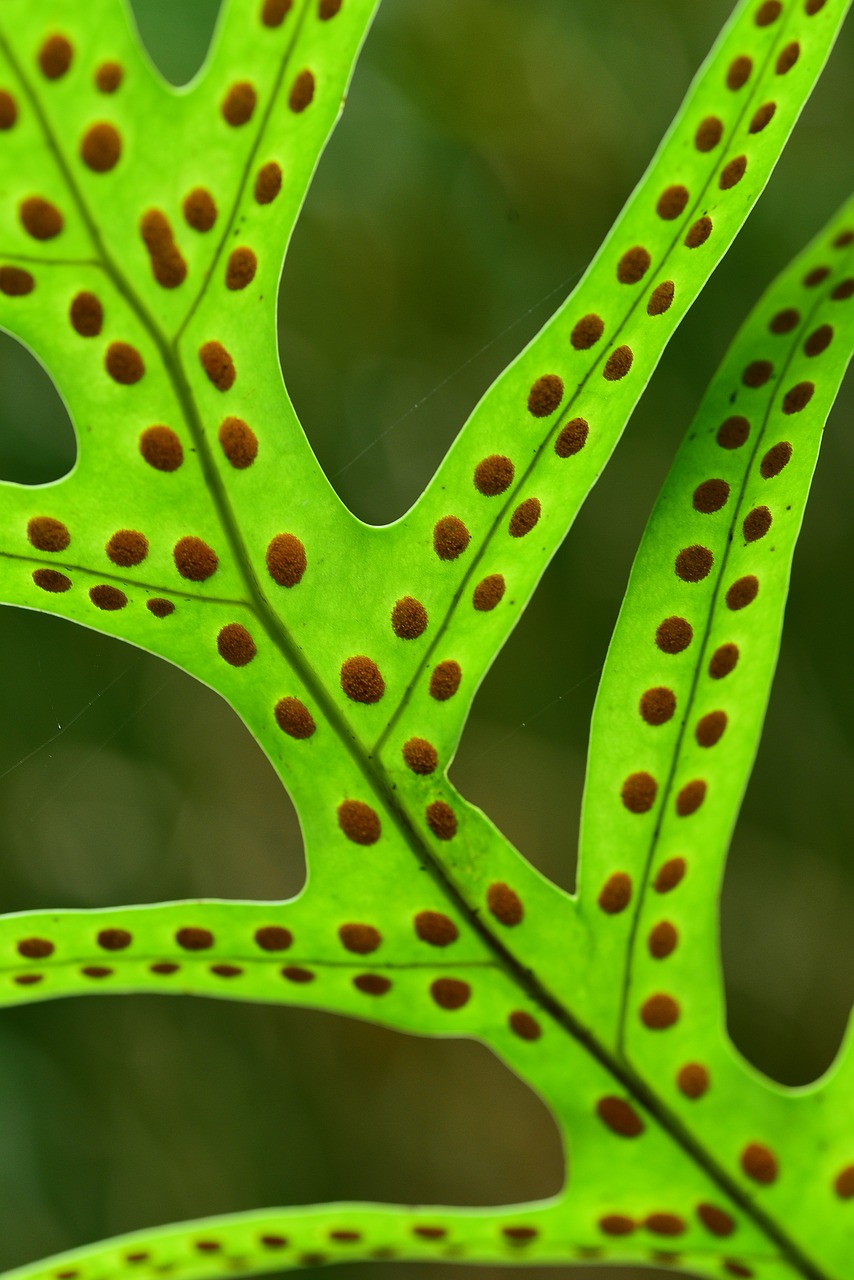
1, 3, 852, 1279
577, 198, 854, 1276
579, 201, 854, 1028
0, 0, 577, 964
368, 0, 852, 786
0, 0, 378, 672
0, 909, 800, 1280
0, 1203, 564, 1280
0, 897, 558, 1078
0, 893, 827, 1280
0, 0, 586, 1062
2, 1199, 804, 1280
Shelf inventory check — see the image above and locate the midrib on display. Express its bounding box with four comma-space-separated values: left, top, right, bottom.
0, 16, 833, 1280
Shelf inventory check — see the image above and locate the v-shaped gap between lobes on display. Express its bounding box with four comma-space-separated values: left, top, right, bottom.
370, 5, 797, 764
613, 279, 834, 1059
0, 16, 837, 1280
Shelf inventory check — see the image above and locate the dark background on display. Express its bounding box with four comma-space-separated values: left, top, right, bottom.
0, 1, 852, 1277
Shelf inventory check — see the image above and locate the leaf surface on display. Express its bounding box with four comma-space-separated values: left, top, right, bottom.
0, 1, 851, 1278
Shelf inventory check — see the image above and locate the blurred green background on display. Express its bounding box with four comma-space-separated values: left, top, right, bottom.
0, 1, 852, 1277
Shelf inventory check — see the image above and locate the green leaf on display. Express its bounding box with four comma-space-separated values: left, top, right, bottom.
579, 195, 854, 1277
376, 0, 854, 793
0, 1, 851, 1278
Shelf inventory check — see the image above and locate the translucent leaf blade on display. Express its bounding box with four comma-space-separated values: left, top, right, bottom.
578, 199, 854, 1275
369, 0, 852, 780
